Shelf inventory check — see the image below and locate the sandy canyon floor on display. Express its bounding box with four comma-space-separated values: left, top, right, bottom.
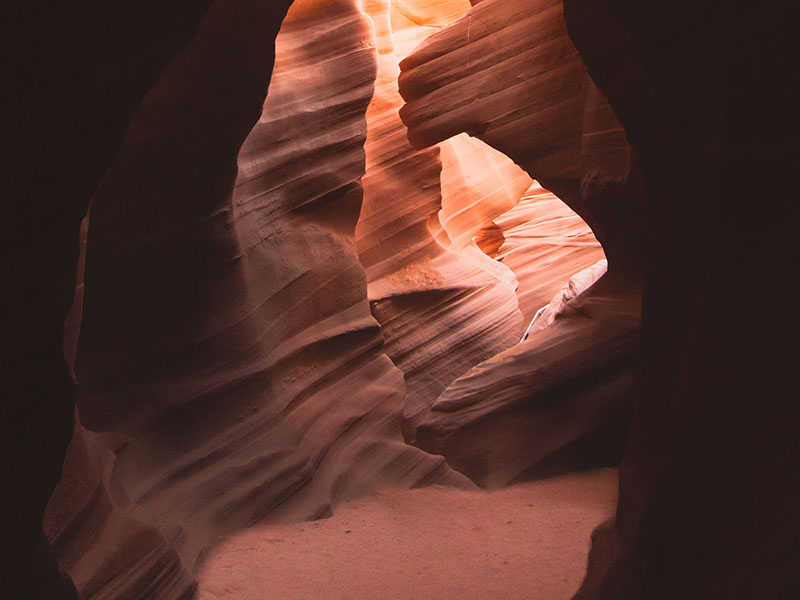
198, 468, 617, 600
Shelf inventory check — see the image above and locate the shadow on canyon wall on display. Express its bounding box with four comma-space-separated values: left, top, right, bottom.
3, 1, 797, 599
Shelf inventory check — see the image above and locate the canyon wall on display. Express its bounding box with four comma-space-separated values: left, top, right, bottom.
355, 0, 525, 437
64, 1, 473, 597
4, 2, 220, 597
23, 4, 639, 596
397, 0, 642, 487
10, 0, 789, 598
564, 2, 800, 598
39, 1, 631, 593
398, 0, 644, 273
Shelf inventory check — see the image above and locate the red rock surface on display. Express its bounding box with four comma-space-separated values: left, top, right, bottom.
30, 1, 622, 596
67, 2, 470, 597
355, 0, 524, 438
8, 0, 794, 598
415, 274, 639, 488
398, 0, 644, 273
493, 183, 605, 322
396, 0, 641, 492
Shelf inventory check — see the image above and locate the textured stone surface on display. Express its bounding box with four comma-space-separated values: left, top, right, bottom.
396, 0, 642, 488
4, 2, 217, 597
565, 1, 800, 598
398, 0, 644, 273
437, 133, 533, 251
355, 0, 524, 438
415, 274, 639, 488
11, 1, 792, 597
54, 1, 467, 597
494, 183, 605, 323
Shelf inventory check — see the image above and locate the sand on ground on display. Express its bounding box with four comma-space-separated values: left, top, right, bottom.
198, 468, 617, 600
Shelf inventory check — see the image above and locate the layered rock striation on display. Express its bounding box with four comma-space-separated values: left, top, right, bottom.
11, 1, 789, 598
397, 0, 643, 485
415, 274, 639, 488
51, 1, 469, 597
355, 0, 524, 438
493, 183, 606, 323
398, 0, 644, 274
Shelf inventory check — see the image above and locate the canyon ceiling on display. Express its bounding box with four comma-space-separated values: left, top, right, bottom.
3, 1, 797, 599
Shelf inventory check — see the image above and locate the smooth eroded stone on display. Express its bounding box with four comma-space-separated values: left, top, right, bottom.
72, 1, 470, 595
356, 0, 524, 438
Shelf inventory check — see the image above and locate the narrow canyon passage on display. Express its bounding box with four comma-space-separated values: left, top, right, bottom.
40, 1, 632, 597
199, 470, 617, 600
9, 0, 795, 598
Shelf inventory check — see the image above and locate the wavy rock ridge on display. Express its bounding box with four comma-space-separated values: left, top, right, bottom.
31, 0, 647, 597
53, 1, 471, 597
398, 0, 642, 486
399, 0, 644, 272
355, 0, 525, 438
8, 0, 794, 598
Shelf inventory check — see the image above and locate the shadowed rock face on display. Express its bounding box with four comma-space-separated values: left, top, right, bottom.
66, 1, 470, 596
4, 2, 218, 597
564, 2, 800, 598
11, 0, 792, 597
414, 272, 639, 488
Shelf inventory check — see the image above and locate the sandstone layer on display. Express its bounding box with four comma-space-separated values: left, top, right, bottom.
4, 2, 220, 597
415, 274, 639, 488
56, 1, 468, 597
355, 0, 524, 438
8, 1, 791, 598
493, 183, 605, 322
397, 0, 642, 487
398, 0, 644, 273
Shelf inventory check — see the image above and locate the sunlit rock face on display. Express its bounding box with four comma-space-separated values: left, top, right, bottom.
65, 0, 468, 596
396, 0, 642, 487
437, 134, 533, 251
493, 183, 605, 322
398, 0, 644, 273
355, 0, 524, 438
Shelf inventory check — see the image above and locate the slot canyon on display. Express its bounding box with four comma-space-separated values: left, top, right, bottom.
3, 1, 797, 599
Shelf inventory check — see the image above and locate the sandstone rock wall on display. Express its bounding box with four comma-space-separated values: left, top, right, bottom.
355, 0, 524, 438
414, 273, 639, 489
493, 183, 605, 322
9, 2, 766, 598
398, 0, 644, 273
70, 5, 471, 598
396, 0, 642, 488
